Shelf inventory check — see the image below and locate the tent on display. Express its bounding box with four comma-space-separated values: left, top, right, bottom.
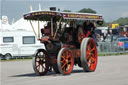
11, 18, 47, 32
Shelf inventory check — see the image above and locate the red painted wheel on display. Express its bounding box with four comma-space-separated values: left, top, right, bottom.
32, 49, 49, 76
57, 48, 74, 75
80, 38, 98, 72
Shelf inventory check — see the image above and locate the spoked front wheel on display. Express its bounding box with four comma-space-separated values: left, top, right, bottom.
81, 38, 98, 72
32, 49, 49, 76
57, 48, 74, 75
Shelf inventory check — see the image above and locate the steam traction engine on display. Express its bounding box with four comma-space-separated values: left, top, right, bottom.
24, 9, 103, 75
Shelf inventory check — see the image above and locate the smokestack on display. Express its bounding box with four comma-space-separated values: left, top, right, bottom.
50, 7, 56, 11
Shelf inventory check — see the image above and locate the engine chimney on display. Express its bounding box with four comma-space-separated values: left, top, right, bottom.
50, 7, 56, 11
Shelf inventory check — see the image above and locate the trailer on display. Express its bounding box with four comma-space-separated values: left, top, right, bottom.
0, 30, 45, 60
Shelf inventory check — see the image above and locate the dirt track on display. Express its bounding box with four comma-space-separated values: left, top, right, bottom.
1, 55, 128, 85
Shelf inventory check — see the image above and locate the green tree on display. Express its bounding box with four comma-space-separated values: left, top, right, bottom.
113, 17, 128, 26
78, 8, 96, 14
63, 10, 71, 12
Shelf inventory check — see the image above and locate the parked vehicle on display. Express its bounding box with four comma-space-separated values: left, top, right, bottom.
118, 37, 128, 50
0, 30, 44, 60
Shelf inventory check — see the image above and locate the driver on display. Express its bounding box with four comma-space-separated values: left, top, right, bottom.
83, 20, 98, 45
83, 20, 96, 37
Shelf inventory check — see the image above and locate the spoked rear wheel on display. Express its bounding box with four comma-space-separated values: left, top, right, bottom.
81, 38, 98, 72
32, 49, 49, 76
57, 48, 74, 75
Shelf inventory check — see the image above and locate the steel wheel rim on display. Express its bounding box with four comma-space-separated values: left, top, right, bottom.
86, 39, 97, 71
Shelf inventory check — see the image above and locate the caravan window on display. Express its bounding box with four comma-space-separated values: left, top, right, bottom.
23, 36, 35, 44
3, 37, 14, 43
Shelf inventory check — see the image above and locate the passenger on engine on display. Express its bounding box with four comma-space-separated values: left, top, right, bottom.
41, 22, 51, 36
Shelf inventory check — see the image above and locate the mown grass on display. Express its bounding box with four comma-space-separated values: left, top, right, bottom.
98, 52, 128, 56
0, 57, 32, 62
0, 52, 128, 61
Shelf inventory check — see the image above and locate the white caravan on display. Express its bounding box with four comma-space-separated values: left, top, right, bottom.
0, 30, 45, 59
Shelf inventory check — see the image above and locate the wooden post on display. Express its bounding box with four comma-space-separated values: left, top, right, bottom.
38, 19, 40, 39
54, 17, 62, 39
51, 18, 53, 36
29, 20, 38, 39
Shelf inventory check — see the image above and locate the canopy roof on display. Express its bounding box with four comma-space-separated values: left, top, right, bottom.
24, 10, 103, 21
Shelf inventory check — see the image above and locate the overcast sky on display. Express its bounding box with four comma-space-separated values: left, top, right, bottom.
0, 0, 128, 23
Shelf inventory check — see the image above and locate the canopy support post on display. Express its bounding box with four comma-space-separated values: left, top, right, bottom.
54, 17, 62, 39
29, 20, 38, 39
51, 18, 53, 37
38, 19, 40, 39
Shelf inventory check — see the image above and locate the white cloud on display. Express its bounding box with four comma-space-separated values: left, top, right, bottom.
121, 12, 128, 17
